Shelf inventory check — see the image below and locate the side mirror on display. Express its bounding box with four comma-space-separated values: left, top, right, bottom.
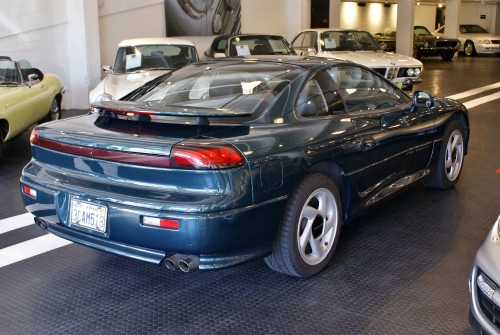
214, 52, 226, 58
412, 90, 434, 108
27, 73, 38, 88
102, 65, 113, 75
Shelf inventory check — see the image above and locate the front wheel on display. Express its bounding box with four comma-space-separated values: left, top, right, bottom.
265, 173, 342, 277
424, 120, 465, 189
464, 41, 476, 56
41, 97, 61, 123
441, 52, 454, 61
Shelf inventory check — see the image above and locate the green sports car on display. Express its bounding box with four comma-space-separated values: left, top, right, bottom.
0, 56, 64, 159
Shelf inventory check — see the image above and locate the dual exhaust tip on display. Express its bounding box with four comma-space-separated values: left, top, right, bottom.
165, 254, 199, 273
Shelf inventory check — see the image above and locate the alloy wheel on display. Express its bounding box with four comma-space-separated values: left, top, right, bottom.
445, 129, 464, 181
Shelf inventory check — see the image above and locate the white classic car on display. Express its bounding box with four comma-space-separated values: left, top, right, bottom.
434, 25, 500, 57
89, 38, 199, 103
291, 29, 423, 90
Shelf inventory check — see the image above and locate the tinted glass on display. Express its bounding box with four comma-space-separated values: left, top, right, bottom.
320, 31, 381, 51
113, 44, 198, 73
18, 59, 34, 82
460, 25, 488, 33
326, 65, 404, 113
139, 63, 303, 114
414, 26, 432, 36
229, 36, 296, 56
0, 60, 20, 84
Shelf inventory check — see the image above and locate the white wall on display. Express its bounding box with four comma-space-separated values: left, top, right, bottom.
339, 2, 397, 34
0, 0, 101, 109
415, 5, 437, 31
98, 0, 166, 71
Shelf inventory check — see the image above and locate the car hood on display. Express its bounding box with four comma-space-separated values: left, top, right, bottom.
319, 51, 422, 67
90, 70, 171, 102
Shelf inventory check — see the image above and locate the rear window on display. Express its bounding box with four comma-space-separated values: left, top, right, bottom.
139, 63, 302, 114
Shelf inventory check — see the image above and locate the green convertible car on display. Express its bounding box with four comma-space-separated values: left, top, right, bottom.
0, 56, 64, 159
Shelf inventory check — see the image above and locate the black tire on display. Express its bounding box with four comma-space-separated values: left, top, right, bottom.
441, 52, 454, 61
41, 97, 61, 123
495, 53, 500, 57
464, 41, 476, 56
412, 46, 422, 60
265, 173, 342, 277
424, 120, 465, 189
0, 129, 3, 161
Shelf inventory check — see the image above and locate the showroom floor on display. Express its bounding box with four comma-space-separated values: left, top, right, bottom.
1, 55, 500, 334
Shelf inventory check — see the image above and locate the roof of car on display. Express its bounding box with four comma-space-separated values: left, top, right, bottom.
214, 34, 287, 40
118, 37, 196, 47
301, 28, 369, 33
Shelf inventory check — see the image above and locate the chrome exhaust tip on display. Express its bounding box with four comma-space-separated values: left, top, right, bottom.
178, 256, 200, 273
34, 217, 48, 230
164, 254, 187, 271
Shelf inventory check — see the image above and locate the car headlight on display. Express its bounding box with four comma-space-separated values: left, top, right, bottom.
414, 67, 421, 76
95, 93, 114, 102
478, 39, 491, 44
407, 68, 415, 76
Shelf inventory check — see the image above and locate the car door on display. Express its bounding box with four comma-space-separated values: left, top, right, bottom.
18, 59, 51, 123
326, 64, 436, 210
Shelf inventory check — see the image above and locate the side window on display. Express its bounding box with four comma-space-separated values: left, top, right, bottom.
292, 32, 317, 51
292, 33, 306, 49
296, 71, 346, 118
326, 65, 405, 114
18, 59, 34, 83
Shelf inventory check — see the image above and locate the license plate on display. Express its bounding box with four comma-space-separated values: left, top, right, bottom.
70, 198, 108, 233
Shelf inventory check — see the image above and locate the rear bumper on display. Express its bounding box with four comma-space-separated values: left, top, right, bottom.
20, 178, 287, 269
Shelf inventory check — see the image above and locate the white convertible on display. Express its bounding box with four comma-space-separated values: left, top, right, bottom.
292, 29, 423, 90
89, 38, 199, 103
434, 25, 500, 57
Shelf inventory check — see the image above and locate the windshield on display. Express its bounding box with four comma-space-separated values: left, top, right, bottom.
414, 26, 432, 36
113, 44, 198, 73
460, 25, 489, 34
0, 60, 20, 85
139, 63, 302, 114
228, 36, 296, 56
320, 31, 381, 51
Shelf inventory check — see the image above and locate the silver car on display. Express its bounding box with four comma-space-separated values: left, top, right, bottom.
469, 215, 500, 334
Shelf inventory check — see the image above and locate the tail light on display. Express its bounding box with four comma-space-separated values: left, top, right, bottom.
170, 140, 245, 170
30, 128, 39, 145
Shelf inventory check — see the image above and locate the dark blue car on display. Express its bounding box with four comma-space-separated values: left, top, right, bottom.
20, 58, 469, 277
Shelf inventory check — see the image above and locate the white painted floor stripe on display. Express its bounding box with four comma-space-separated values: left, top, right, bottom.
0, 234, 72, 268
462, 91, 500, 109
0, 213, 34, 234
446, 82, 500, 100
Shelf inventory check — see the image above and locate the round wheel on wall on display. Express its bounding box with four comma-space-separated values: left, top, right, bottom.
464, 41, 476, 56
265, 173, 342, 277
424, 120, 465, 189
441, 52, 454, 61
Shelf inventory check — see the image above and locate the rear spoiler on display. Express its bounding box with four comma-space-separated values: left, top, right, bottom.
91, 101, 253, 125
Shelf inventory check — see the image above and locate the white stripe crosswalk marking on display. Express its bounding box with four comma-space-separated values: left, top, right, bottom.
446, 82, 500, 100
0, 213, 34, 234
0, 234, 72, 268
462, 91, 500, 109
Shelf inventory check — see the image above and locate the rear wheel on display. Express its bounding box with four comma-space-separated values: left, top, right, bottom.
424, 120, 465, 189
464, 41, 476, 56
0, 130, 3, 161
265, 173, 341, 277
441, 52, 454, 60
